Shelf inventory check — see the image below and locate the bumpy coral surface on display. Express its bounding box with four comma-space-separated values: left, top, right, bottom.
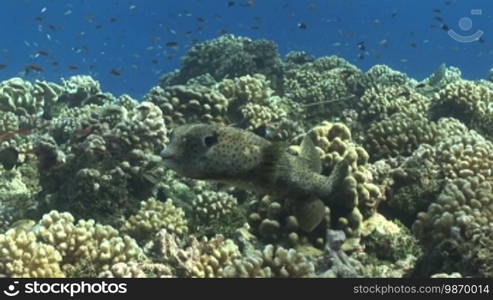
223, 244, 315, 278
0, 228, 64, 277
122, 198, 188, 241
37, 210, 146, 275
413, 176, 493, 248
1, 34, 493, 278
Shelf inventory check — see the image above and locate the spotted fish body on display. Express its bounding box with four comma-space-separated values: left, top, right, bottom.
161, 123, 348, 232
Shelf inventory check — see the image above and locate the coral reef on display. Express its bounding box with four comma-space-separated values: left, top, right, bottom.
412, 176, 493, 248
1, 34, 493, 278
223, 244, 315, 278
217, 74, 294, 129
145, 84, 229, 126
0, 228, 64, 277
152, 229, 240, 278
0, 77, 62, 116
430, 80, 493, 138
161, 34, 284, 92
98, 262, 173, 278
195, 191, 236, 218
37, 101, 168, 225
358, 84, 430, 123
122, 198, 188, 241
283, 56, 361, 123
37, 210, 146, 275
246, 121, 381, 253
364, 112, 440, 160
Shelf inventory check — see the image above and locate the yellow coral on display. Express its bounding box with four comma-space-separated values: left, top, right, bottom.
122, 198, 188, 240
37, 210, 145, 273
0, 228, 64, 277
155, 229, 240, 278
223, 244, 315, 278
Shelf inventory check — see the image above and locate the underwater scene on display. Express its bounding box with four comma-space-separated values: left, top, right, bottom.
0, 0, 492, 278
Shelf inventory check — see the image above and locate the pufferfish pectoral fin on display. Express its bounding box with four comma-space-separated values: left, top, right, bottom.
293, 198, 326, 232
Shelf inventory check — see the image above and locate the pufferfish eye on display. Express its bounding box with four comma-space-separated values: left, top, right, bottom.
203, 135, 218, 147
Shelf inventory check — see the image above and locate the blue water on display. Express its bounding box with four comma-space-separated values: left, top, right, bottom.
0, 0, 491, 99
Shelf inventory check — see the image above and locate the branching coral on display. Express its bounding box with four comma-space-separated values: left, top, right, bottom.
0, 77, 62, 116
412, 176, 493, 248
364, 112, 440, 160
161, 34, 283, 92
217, 74, 294, 129
38, 102, 168, 224
58, 75, 114, 108
358, 84, 431, 123
431, 80, 493, 138
145, 84, 229, 126
98, 262, 173, 278
223, 244, 315, 278
302, 121, 382, 220
283, 56, 361, 123
194, 190, 238, 221
0, 228, 64, 277
359, 65, 411, 90
122, 198, 188, 242
153, 229, 240, 278
36, 210, 146, 275
246, 122, 380, 251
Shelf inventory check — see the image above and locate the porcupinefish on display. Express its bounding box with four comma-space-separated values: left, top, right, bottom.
160, 123, 349, 232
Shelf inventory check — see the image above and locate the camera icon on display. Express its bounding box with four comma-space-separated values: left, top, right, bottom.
3, 281, 20, 297
448, 9, 484, 43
